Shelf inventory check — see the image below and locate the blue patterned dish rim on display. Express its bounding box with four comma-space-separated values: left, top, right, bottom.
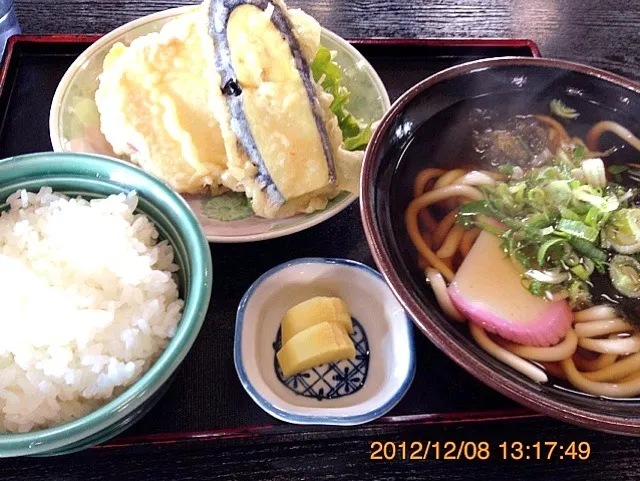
234, 257, 416, 425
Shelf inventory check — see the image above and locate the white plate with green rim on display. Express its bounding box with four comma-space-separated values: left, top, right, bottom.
49, 5, 390, 243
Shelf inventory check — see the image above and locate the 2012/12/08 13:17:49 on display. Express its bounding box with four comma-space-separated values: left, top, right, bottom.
369, 440, 591, 460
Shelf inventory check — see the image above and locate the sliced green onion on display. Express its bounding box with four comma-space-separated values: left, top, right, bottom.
457, 200, 504, 221
573, 186, 620, 211
556, 219, 599, 242
583, 257, 595, 276
527, 187, 546, 205
608, 165, 629, 175
572, 204, 592, 216
545, 180, 572, 205
468, 148, 640, 306
573, 144, 585, 162
550, 99, 580, 120
500, 218, 525, 231
526, 212, 555, 228
570, 264, 591, 281
602, 208, 640, 254
562, 250, 580, 267
584, 206, 600, 227
568, 280, 591, 309
568, 237, 608, 265
525, 269, 569, 284
514, 248, 534, 270
537, 238, 565, 265
499, 164, 514, 176
456, 214, 475, 228
606, 208, 640, 239
474, 220, 508, 237
560, 208, 581, 221
609, 255, 640, 298
536, 167, 564, 182
457, 200, 488, 215
581, 158, 607, 188
528, 279, 551, 296
509, 183, 527, 195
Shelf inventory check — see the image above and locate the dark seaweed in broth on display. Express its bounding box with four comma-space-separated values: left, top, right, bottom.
391, 93, 640, 398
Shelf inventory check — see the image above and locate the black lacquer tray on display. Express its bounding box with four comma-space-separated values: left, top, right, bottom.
0, 35, 542, 449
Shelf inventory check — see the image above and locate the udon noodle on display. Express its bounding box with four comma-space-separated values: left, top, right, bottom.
406, 117, 640, 398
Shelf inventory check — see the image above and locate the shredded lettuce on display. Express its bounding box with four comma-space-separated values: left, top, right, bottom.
311, 46, 372, 151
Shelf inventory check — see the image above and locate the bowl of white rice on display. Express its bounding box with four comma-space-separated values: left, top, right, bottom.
0, 152, 212, 457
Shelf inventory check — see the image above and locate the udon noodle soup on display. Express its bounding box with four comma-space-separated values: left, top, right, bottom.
405, 98, 640, 398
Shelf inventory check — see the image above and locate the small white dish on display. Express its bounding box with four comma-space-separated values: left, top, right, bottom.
48, 6, 390, 243
235, 258, 415, 425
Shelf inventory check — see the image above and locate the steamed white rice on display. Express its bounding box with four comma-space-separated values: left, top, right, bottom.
0, 187, 183, 433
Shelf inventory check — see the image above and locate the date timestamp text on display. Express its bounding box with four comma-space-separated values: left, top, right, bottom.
369, 441, 591, 461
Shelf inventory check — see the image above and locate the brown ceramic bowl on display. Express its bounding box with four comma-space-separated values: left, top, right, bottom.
360, 56, 640, 435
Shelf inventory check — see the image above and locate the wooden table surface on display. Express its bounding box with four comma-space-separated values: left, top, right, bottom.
5, 0, 640, 479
